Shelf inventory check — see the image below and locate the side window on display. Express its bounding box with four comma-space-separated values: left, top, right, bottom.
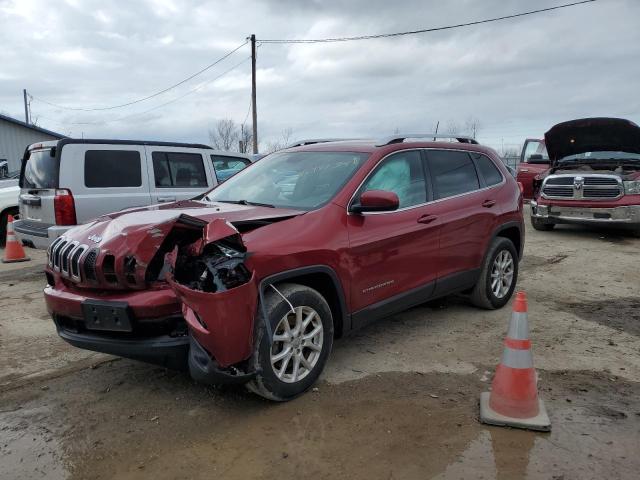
428, 150, 480, 199
361, 151, 426, 208
523, 140, 548, 162
152, 152, 207, 188
84, 150, 142, 188
211, 155, 251, 181
472, 153, 504, 187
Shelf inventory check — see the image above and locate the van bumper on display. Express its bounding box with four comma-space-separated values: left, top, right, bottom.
13, 219, 70, 249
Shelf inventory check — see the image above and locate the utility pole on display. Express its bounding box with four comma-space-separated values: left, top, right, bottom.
250, 34, 258, 154
433, 120, 439, 140
23, 89, 29, 125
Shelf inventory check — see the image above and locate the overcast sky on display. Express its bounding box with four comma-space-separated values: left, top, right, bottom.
1, 0, 638, 153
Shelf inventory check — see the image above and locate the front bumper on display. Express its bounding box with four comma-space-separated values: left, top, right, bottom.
13, 219, 70, 249
531, 200, 640, 227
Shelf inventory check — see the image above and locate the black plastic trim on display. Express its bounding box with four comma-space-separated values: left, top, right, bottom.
259, 265, 350, 336
188, 335, 255, 385
55, 319, 189, 370
491, 221, 524, 259
13, 219, 49, 237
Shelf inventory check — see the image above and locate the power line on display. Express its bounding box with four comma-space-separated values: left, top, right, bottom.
258, 0, 597, 43
47, 56, 251, 126
30, 41, 248, 112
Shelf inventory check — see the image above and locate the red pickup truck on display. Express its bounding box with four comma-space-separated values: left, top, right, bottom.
530, 117, 640, 235
516, 139, 550, 200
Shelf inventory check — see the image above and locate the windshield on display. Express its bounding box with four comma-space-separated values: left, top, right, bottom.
22, 149, 59, 189
558, 151, 640, 163
204, 151, 369, 210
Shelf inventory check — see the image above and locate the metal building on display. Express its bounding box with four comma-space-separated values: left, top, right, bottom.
0, 113, 65, 175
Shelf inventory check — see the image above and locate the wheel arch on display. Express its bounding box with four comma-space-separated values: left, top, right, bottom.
259, 265, 349, 338
492, 221, 523, 260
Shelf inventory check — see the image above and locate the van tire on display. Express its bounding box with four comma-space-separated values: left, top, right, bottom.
247, 283, 333, 401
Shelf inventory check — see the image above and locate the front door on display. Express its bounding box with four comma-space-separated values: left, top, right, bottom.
346, 150, 440, 328
516, 139, 550, 199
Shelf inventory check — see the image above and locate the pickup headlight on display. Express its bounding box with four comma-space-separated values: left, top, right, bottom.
623, 180, 640, 194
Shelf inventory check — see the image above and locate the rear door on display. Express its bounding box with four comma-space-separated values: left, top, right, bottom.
146, 147, 213, 204
516, 139, 550, 199
422, 149, 502, 295
19, 146, 59, 229
63, 144, 151, 223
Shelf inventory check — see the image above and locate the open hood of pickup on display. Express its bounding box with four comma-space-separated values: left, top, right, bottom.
545, 117, 640, 163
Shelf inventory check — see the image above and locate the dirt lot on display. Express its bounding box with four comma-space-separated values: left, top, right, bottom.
1, 207, 639, 480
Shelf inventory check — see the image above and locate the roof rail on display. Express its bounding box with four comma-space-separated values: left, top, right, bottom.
286, 138, 359, 148
376, 134, 478, 147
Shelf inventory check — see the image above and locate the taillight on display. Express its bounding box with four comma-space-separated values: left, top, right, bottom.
54, 189, 77, 225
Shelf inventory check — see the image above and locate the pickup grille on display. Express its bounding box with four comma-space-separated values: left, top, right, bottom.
541, 174, 622, 200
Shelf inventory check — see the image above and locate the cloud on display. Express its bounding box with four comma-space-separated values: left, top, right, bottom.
0, 0, 638, 152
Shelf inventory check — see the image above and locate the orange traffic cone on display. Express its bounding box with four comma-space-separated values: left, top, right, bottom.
480, 292, 551, 431
2, 215, 30, 263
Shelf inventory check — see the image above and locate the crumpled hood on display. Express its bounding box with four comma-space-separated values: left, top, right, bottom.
545, 117, 640, 163
65, 200, 304, 264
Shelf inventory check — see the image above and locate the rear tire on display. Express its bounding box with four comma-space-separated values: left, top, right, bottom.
470, 237, 519, 310
531, 216, 555, 231
247, 283, 334, 401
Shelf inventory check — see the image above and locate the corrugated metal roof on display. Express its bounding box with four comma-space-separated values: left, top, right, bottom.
0, 112, 66, 139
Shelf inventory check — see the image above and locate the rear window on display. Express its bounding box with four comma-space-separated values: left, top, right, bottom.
428, 150, 480, 199
152, 152, 207, 188
84, 150, 142, 188
472, 153, 504, 186
22, 149, 59, 189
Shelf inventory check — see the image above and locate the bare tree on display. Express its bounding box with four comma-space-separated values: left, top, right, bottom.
445, 120, 460, 135
238, 124, 253, 153
464, 116, 482, 139
265, 128, 294, 153
209, 119, 239, 151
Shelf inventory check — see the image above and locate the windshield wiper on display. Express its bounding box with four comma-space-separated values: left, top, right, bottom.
216, 199, 276, 208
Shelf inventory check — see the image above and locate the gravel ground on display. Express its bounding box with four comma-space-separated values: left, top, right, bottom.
1, 207, 639, 479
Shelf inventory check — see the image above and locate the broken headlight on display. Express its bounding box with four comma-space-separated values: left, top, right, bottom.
173, 242, 251, 293
623, 180, 640, 195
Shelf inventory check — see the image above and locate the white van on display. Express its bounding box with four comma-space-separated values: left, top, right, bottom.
14, 139, 251, 248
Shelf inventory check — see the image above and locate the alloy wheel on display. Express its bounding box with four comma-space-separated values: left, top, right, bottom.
270, 306, 324, 383
490, 250, 514, 299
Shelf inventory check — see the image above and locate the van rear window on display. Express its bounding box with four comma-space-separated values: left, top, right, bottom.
22, 149, 59, 189
84, 150, 142, 188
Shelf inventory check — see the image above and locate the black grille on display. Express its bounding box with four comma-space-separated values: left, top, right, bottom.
84, 249, 98, 281
546, 177, 574, 185
583, 188, 620, 198
584, 177, 618, 186
542, 186, 573, 197
103, 254, 117, 283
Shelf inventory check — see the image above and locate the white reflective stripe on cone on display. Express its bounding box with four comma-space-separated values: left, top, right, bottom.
506, 311, 529, 340
7, 224, 15, 234
6, 234, 17, 242
501, 346, 534, 369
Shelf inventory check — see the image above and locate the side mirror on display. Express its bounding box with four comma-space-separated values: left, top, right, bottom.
527, 154, 549, 164
351, 190, 400, 214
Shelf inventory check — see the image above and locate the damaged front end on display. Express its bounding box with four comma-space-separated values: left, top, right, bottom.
164, 217, 259, 385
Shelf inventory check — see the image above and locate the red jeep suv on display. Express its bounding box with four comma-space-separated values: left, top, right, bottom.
44, 135, 524, 400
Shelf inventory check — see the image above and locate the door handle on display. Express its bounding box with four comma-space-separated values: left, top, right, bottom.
157, 196, 176, 203
417, 214, 438, 224
482, 199, 496, 208
520, 168, 529, 173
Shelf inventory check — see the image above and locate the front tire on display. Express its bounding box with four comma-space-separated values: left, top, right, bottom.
247, 283, 334, 401
531, 216, 555, 231
470, 237, 519, 310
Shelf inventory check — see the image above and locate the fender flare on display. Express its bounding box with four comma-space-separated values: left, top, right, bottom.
490, 221, 524, 259
257, 265, 350, 341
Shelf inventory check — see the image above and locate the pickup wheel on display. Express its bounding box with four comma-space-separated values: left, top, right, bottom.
247, 283, 334, 401
530, 216, 555, 231
469, 237, 519, 310
0, 208, 18, 247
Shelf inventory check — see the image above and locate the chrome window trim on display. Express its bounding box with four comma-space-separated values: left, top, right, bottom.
346, 148, 506, 216
541, 173, 623, 201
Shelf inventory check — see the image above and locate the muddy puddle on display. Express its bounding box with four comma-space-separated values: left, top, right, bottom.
1, 361, 639, 480
558, 297, 640, 336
